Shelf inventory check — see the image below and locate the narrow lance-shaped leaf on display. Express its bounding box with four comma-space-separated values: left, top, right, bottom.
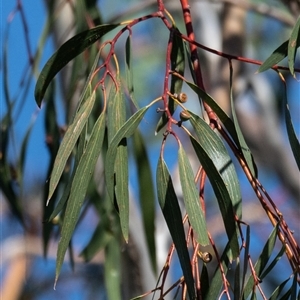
125, 35, 139, 109
105, 104, 151, 241
178, 142, 209, 246
55, 112, 106, 286
288, 16, 300, 77
47, 91, 96, 202
107, 85, 129, 242
156, 156, 196, 300
133, 130, 156, 273
156, 28, 185, 133
35, 24, 120, 106
189, 111, 242, 219
105, 105, 150, 202
242, 225, 279, 299
282, 84, 300, 170
204, 242, 231, 300
188, 132, 240, 259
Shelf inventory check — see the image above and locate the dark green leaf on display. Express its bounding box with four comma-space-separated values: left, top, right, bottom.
156, 29, 185, 133
48, 91, 95, 202
285, 100, 300, 171
204, 242, 230, 300
243, 225, 278, 298
258, 40, 289, 73
107, 84, 129, 242
105, 105, 150, 203
133, 130, 156, 273
156, 156, 196, 300
125, 35, 139, 109
269, 277, 290, 300
55, 112, 106, 286
189, 133, 240, 259
178, 142, 209, 246
188, 112, 240, 258
35, 24, 119, 106
288, 16, 300, 77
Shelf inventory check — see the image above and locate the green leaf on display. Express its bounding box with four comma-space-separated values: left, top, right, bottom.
55, 112, 106, 286
125, 35, 139, 109
284, 97, 300, 171
105, 105, 150, 202
269, 277, 290, 300
229, 64, 257, 177
156, 156, 196, 300
204, 242, 230, 300
47, 90, 95, 202
133, 130, 156, 273
35, 24, 119, 106
242, 225, 279, 298
178, 142, 209, 246
288, 16, 300, 77
105, 237, 121, 300
107, 84, 129, 242
188, 131, 240, 259
258, 40, 289, 73
156, 29, 185, 133
189, 111, 241, 245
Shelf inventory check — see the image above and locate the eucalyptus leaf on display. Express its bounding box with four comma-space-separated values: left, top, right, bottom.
156, 156, 196, 300
47, 91, 96, 203
133, 130, 156, 273
178, 142, 209, 246
107, 84, 129, 242
243, 225, 279, 298
35, 24, 120, 106
156, 29, 185, 133
55, 112, 106, 286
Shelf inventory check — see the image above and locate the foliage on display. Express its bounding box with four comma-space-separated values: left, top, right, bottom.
2, 0, 300, 299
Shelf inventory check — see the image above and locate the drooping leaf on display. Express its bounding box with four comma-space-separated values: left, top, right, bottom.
188, 133, 240, 259
55, 112, 106, 286
104, 237, 121, 300
178, 142, 209, 246
243, 225, 279, 298
284, 94, 300, 170
288, 16, 300, 77
156, 29, 185, 133
105, 105, 150, 203
47, 90, 95, 202
156, 156, 196, 300
107, 84, 129, 242
133, 130, 156, 273
125, 35, 139, 109
35, 24, 119, 106
204, 242, 230, 300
